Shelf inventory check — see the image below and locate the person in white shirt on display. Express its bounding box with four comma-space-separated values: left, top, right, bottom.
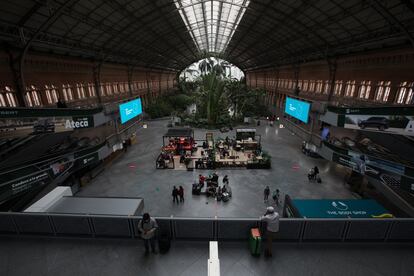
260, 206, 280, 257
138, 213, 158, 254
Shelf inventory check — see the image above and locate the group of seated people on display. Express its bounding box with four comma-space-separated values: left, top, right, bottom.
193, 173, 232, 201
157, 151, 174, 168
163, 137, 195, 155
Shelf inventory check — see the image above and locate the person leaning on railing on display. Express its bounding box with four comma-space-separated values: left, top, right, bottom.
261, 206, 280, 257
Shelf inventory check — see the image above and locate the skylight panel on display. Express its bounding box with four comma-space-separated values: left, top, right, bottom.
174, 0, 250, 53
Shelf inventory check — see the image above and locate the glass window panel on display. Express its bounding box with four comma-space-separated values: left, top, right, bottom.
175, 0, 250, 53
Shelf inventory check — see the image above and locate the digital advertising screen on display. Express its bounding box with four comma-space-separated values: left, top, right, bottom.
119, 98, 142, 124
285, 97, 311, 123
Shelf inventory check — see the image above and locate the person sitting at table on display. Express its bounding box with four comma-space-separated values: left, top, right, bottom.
207, 186, 216, 197
217, 186, 223, 200
211, 172, 219, 184
199, 174, 206, 187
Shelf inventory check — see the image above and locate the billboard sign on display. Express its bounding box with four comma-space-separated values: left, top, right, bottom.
284, 97, 311, 123
343, 114, 414, 136
119, 98, 142, 124
292, 199, 391, 218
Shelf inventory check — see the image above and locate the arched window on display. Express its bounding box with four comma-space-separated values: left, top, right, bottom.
26, 85, 41, 106
0, 93, 6, 107
315, 80, 323, 93
358, 81, 371, 99
345, 80, 356, 97
396, 82, 414, 104
375, 81, 391, 102
45, 85, 52, 104
4, 86, 17, 107
302, 80, 309, 92
405, 82, 414, 104
309, 80, 315, 92
323, 80, 330, 94
88, 83, 96, 97
334, 80, 343, 95
113, 83, 119, 94
51, 85, 58, 103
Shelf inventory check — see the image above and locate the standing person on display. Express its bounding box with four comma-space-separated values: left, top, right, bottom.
178, 186, 184, 203
138, 213, 158, 254
264, 186, 270, 202
272, 189, 280, 207
223, 175, 229, 185
261, 206, 280, 257
172, 186, 179, 203
313, 166, 319, 176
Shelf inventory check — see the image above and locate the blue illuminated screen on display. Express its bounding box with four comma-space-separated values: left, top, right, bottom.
284, 97, 311, 123
119, 98, 142, 124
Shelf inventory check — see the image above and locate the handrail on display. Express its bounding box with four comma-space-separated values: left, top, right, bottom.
1, 211, 413, 242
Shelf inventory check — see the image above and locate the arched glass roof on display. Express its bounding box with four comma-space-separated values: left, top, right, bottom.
0, 0, 413, 71
174, 0, 250, 53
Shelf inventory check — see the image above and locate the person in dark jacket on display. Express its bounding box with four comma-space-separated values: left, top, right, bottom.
264, 186, 270, 202
178, 186, 184, 203
172, 186, 179, 203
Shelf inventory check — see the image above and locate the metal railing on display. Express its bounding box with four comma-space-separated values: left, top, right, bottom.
0, 212, 413, 242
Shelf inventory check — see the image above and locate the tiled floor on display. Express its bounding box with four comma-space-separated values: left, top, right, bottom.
76, 119, 355, 218
1, 236, 413, 276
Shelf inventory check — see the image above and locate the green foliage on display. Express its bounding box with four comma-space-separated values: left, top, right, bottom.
145, 92, 195, 119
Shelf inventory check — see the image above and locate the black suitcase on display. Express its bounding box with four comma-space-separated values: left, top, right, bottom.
158, 236, 171, 254
222, 192, 229, 202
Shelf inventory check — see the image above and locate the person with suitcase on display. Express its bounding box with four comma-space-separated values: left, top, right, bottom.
138, 213, 158, 255
261, 206, 280, 257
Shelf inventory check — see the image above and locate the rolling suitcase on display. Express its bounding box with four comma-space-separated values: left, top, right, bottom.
222, 192, 229, 202
249, 228, 261, 256
158, 235, 171, 254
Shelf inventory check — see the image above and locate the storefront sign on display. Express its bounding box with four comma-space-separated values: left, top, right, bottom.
64, 116, 93, 129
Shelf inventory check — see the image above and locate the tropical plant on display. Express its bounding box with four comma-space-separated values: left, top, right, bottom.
198, 58, 215, 75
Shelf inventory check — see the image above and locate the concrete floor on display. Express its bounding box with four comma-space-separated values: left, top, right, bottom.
76, 119, 355, 217
1, 237, 413, 276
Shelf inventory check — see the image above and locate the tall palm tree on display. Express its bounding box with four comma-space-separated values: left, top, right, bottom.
200, 72, 225, 125
198, 58, 215, 75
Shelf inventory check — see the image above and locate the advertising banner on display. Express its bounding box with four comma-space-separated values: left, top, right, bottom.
284, 97, 311, 123
0, 170, 52, 204
292, 199, 391, 218
343, 114, 414, 137
119, 98, 142, 124
0, 116, 95, 138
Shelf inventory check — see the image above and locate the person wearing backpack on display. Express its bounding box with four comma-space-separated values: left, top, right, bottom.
138, 213, 158, 254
